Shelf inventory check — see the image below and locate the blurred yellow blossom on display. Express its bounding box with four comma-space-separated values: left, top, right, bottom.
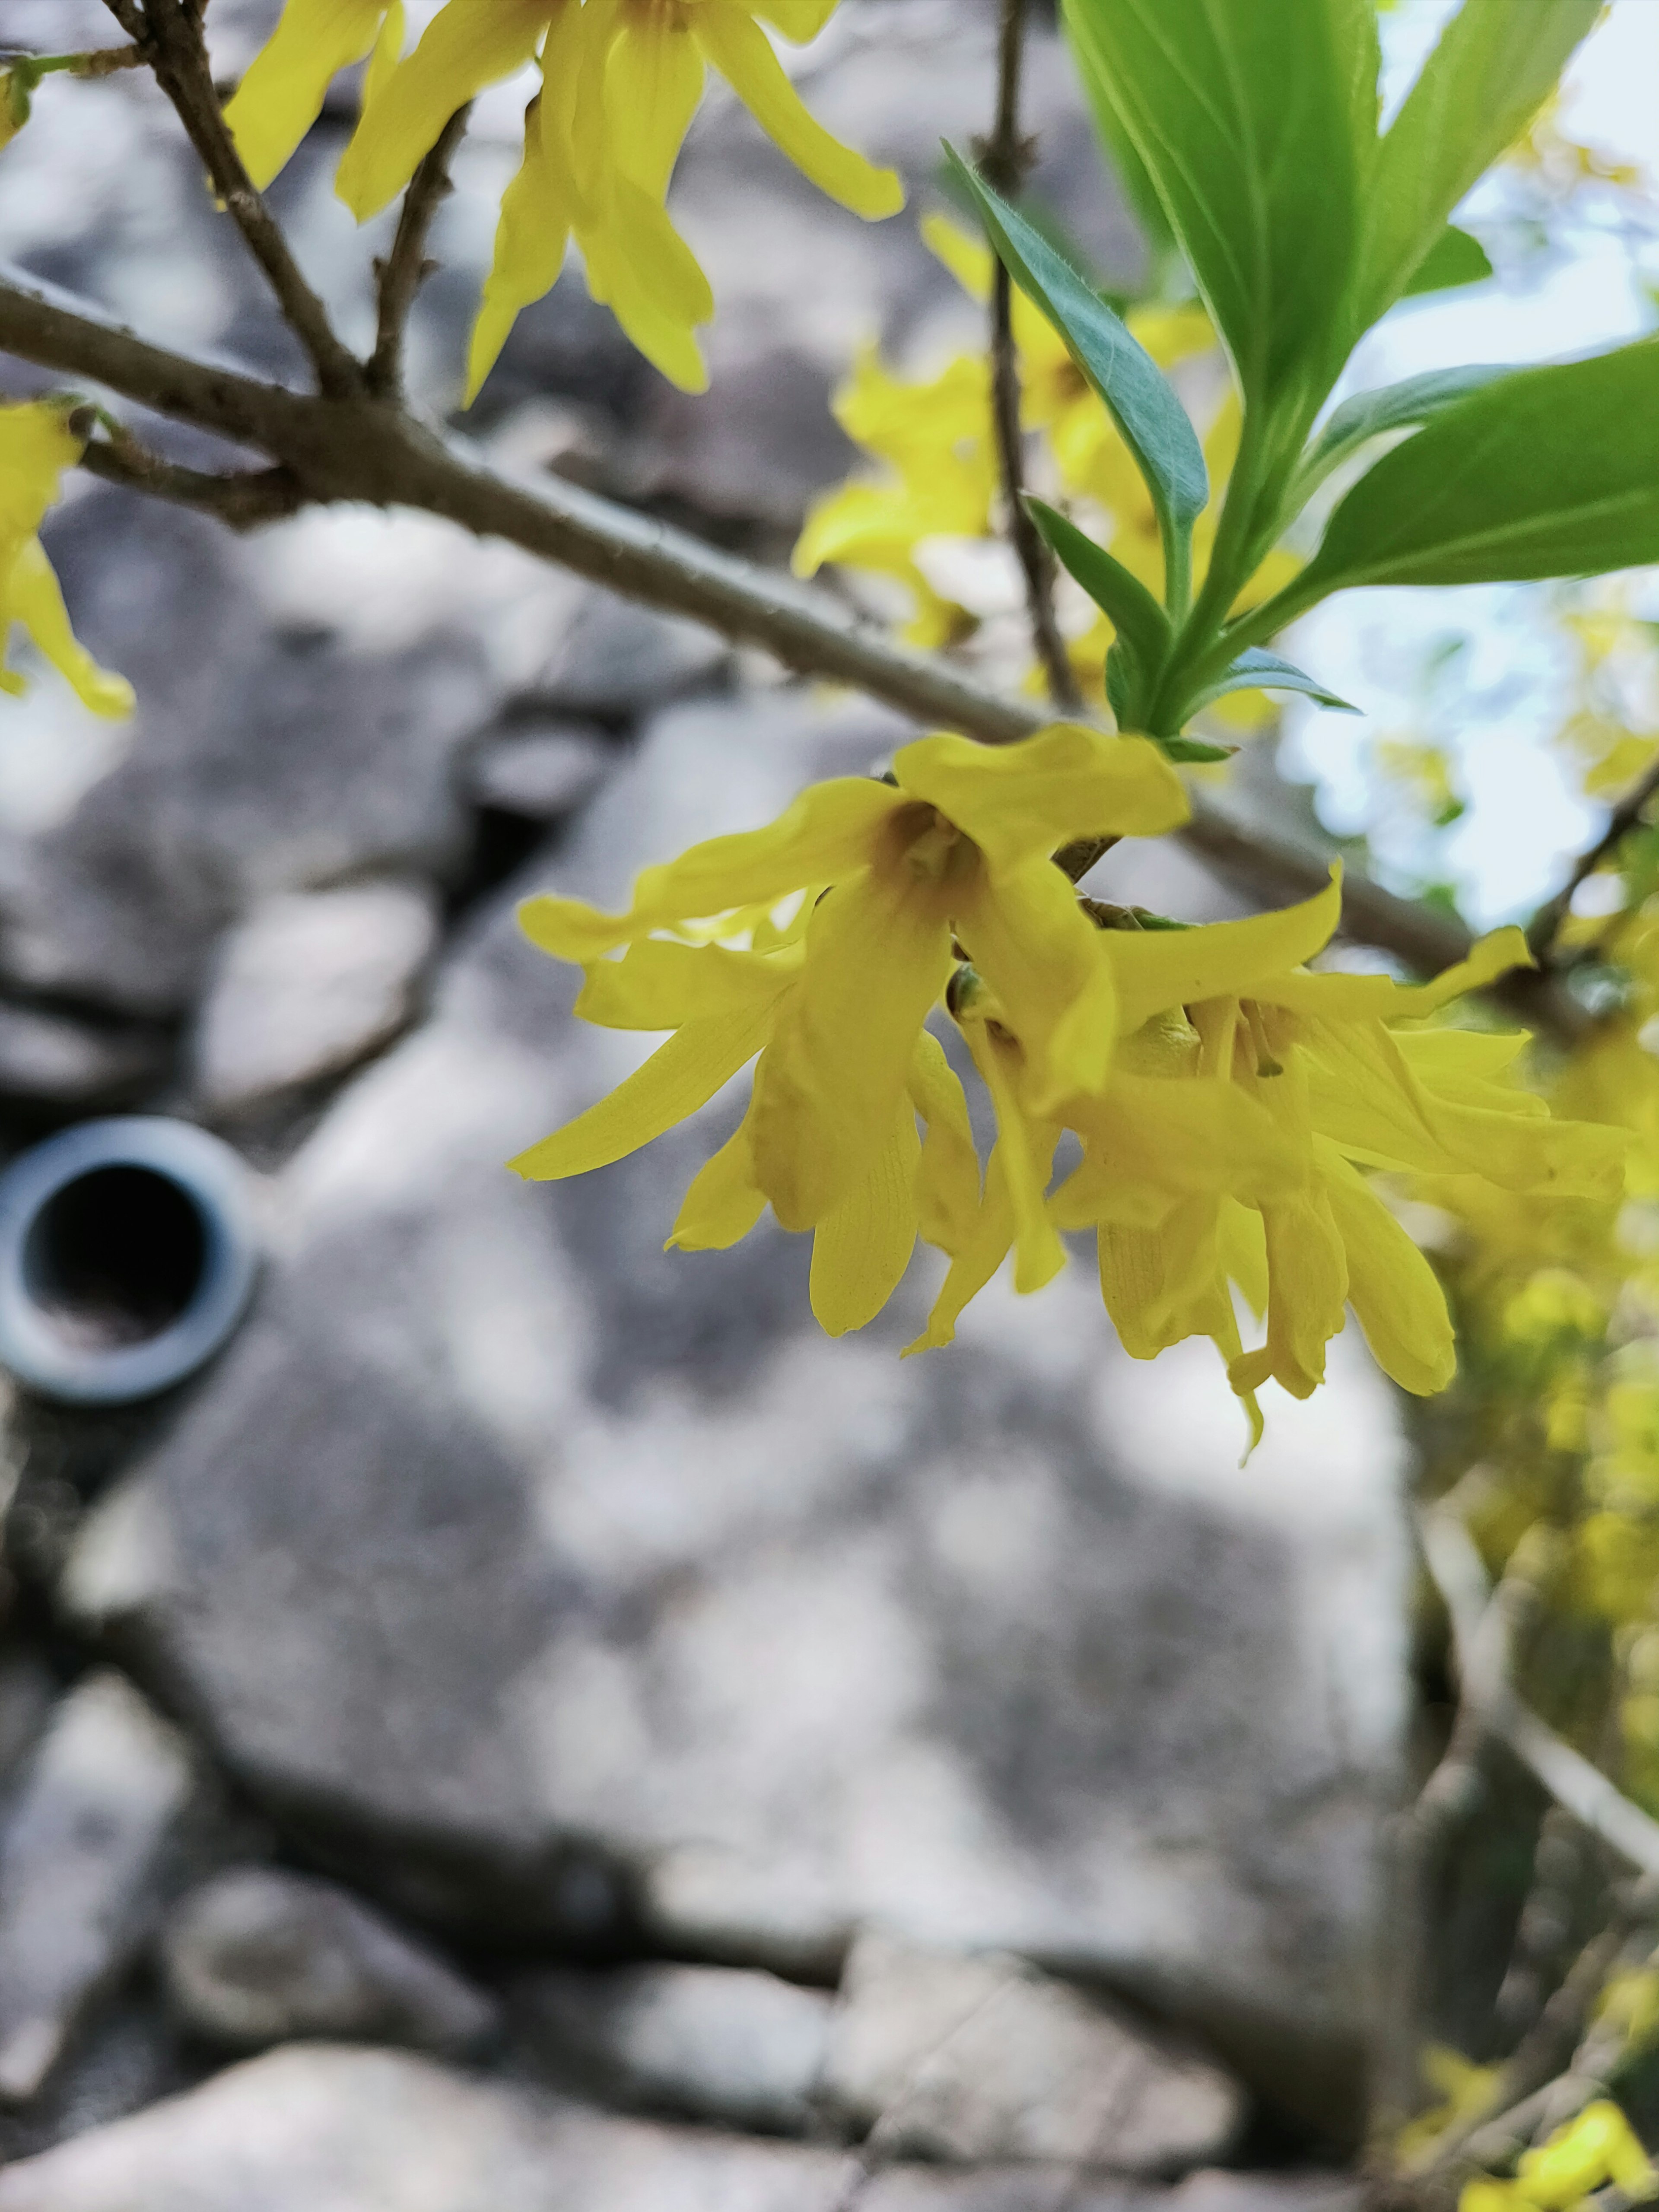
0, 401, 133, 719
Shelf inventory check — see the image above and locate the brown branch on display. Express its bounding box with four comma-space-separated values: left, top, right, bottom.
134, 0, 362, 398
76, 432, 300, 529
976, 0, 1080, 715
67, 43, 147, 76
1527, 748, 1659, 961
0, 261, 1593, 1037
98, 0, 145, 41
369, 104, 470, 399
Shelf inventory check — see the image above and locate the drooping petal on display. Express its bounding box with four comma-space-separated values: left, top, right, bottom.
953, 859, 1118, 1109
667, 1103, 767, 1250
0, 401, 81, 546
809, 1105, 921, 1335
578, 175, 713, 392
575, 938, 798, 1028
1255, 926, 1531, 1021
1317, 1140, 1455, 1395
1106, 870, 1342, 1034
1394, 1027, 1529, 1085
466, 88, 577, 404
1229, 1185, 1348, 1401
908, 1029, 982, 1255
602, 6, 704, 200
752, 0, 838, 40
518, 778, 900, 962
896, 725, 1188, 877
691, 0, 903, 218
750, 865, 952, 1229
6, 539, 133, 718
1097, 1197, 1224, 1357
224, 0, 395, 190
963, 1023, 1065, 1293
509, 1005, 770, 1179
337, 0, 555, 220
905, 1154, 1014, 1356
1052, 1071, 1302, 1229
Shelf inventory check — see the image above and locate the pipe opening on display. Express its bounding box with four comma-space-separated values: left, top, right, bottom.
22, 1164, 208, 1353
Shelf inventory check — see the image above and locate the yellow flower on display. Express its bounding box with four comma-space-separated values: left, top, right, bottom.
511, 725, 1188, 1326
1512, 2101, 1654, 2208
0, 403, 133, 719
792, 345, 996, 646
224, 0, 407, 190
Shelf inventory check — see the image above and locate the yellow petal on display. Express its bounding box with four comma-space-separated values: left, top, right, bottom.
752, 0, 838, 40
954, 857, 1118, 1108
364, 0, 407, 105
578, 173, 713, 392
750, 864, 952, 1229
6, 538, 133, 718
1052, 1072, 1302, 1229
1317, 1141, 1455, 1395
1256, 926, 1531, 1021
225, 0, 393, 190
1229, 1187, 1348, 1402
809, 1104, 920, 1335
1097, 1197, 1227, 1357
0, 400, 81, 542
337, 0, 554, 220
1395, 1028, 1529, 1084
896, 725, 1189, 877
908, 1029, 982, 1255
509, 1004, 769, 1178
1107, 870, 1342, 1033
963, 1023, 1064, 1294
575, 938, 797, 1028
602, 8, 704, 200
905, 1152, 1014, 1354
691, 0, 903, 218
519, 777, 899, 962
921, 211, 992, 303
466, 86, 576, 404
668, 1103, 767, 1250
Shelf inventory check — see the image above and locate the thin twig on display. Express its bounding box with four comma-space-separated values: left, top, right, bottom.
76, 432, 300, 528
977, 0, 1080, 714
0, 261, 1595, 1037
68, 43, 147, 75
1528, 748, 1659, 960
135, 0, 362, 397
368, 104, 470, 399
98, 0, 145, 40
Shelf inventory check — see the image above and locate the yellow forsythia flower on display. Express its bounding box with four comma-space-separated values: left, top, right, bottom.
0, 402, 133, 719
511, 725, 1187, 1335
227, 0, 902, 395
1513, 2100, 1655, 2207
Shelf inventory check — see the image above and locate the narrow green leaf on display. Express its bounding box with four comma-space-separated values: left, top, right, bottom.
1186, 648, 1357, 718
946, 149, 1208, 538
1295, 363, 1512, 499
1402, 225, 1494, 299
1027, 496, 1173, 678
1158, 735, 1236, 763
1301, 342, 1659, 594
1356, 0, 1600, 335
1061, 0, 1380, 407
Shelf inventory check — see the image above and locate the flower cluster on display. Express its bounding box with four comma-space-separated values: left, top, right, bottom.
513, 727, 1621, 1432
0, 401, 132, 720
224, 0, 902, 398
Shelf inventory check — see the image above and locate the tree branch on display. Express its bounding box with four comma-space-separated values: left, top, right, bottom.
76, 431, 300, 528
134, 0, 362, 398
977, 0, 1080, 715
0, 261, 1589, 1037
1527, 747, 1659, 961
369, 104, 470, 400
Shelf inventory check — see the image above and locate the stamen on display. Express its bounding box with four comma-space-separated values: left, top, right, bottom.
1243, 999, 1282, 1078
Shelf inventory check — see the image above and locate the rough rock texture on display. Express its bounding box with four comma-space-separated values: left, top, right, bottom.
190, 881, 441, 1117
59, 690, 1408, 2132
822, 1936, 1243, 2171
0, 2045, 1361, 2212
515, 1963, 833, 2133
0, 1674, 195, 2104
160, 1868, 498, 2056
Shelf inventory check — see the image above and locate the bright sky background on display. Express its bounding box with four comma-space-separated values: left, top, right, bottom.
1283, 0, 1659, 928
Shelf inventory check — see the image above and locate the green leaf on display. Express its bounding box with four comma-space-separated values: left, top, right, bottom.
1186, 648, 1357, 717
1158, 735, 1236, 763
1294, 363, 1512, 499
1060, 0, 1380, 408
1300, 342, 1659, 594
1027, 496, 1172, 678
1355, 0, 1600, 335
945, 149, 1208, 545
1402, 225, 1494, 299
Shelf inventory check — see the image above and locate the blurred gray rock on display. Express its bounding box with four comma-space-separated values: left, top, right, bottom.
523, 595, 729, 721
160, 1867, 497, 2056
516, 1962, 832, 2133
190, 880, 439, 1117
824, 1935, 1243, 2171
0, 2043, 1358, 2212
0, 1003, 168, 1109
464, 725, 618, 821
58, 687, 1408, 2134
0, 1673, 194, 2104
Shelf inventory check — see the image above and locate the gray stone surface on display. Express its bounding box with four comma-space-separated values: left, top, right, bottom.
465, 726, 618, 821
0, 2044, 1359, 2212
823, 1935, 1243, 2171
516, 1962, 833, 2133
0, 1673, 194, 2104
160, 1867, 498, 2056
0, 1003, 168, 1109
190, 880, 440, 1116
58, 688, 1408, 2133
